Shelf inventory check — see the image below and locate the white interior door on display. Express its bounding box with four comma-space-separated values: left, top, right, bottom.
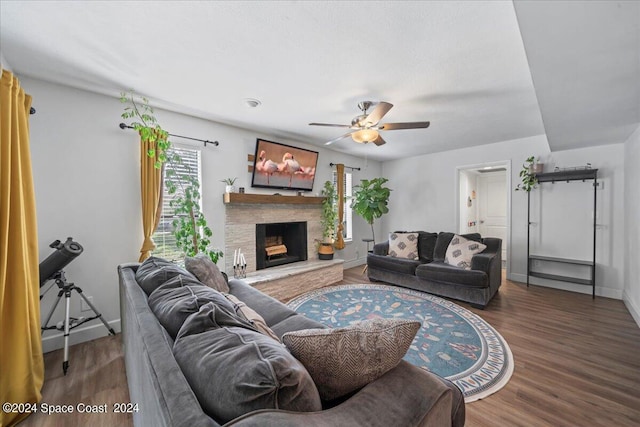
478, 172, 507, 262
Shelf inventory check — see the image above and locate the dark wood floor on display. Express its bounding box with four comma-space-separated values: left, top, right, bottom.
21, 268, 640, 427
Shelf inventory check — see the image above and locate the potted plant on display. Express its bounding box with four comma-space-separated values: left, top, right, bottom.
351, 177, 391, 244
515, 156, 541, 192
120, 91, 223, 263
221, 177, 238, 193
318, 180, 338, 260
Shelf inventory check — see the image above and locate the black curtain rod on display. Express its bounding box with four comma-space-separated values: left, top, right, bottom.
118, 123, 219, 147
329, 162, 360, 171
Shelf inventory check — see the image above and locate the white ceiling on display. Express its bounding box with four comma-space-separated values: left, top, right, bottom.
1, 1, 638, 161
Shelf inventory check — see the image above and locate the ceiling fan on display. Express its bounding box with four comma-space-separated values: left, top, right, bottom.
309, 101, 430, 146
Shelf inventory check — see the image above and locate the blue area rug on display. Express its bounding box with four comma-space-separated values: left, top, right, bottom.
287, 284, 514, 402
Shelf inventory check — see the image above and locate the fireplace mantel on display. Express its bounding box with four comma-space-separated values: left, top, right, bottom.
223, 193, 324, 205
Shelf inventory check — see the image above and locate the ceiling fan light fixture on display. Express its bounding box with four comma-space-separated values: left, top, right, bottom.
352, 128, 379, 143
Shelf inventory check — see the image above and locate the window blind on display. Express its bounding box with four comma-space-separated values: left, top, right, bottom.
152, 147, 201, 262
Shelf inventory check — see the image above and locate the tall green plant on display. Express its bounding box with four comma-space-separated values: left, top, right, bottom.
351, 177, 391, 244
320, 180, 338, 242
120, 91, 223, 263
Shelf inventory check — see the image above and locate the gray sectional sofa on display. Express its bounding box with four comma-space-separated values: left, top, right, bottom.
118, 260, 465, 427
367, 232, 502, 309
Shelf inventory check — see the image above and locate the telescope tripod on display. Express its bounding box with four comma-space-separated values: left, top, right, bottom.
41, 270, 115, 375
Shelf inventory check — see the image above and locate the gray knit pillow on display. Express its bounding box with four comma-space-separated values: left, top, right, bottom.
282, 318, 420, 401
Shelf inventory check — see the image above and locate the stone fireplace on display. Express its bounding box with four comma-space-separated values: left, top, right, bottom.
255, 221, 307, 270
223, 195, 322, 274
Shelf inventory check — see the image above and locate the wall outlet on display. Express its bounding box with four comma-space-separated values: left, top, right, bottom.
81, 296, 93, 312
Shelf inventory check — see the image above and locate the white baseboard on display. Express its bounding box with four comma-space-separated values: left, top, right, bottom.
623, 290, 640, 328
342, 257, 366, 270
506, 273, 622, 299
508, 272, 527, 283
42, 319, 121, 354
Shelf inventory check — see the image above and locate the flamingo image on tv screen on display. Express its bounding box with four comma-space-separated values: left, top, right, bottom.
251, 139, 318, 191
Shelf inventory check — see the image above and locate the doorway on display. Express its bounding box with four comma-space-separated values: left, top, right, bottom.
456, 162, 510, 271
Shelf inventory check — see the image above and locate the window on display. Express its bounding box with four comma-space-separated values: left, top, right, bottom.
152, 146, 201, 262
333, 171, 353, 242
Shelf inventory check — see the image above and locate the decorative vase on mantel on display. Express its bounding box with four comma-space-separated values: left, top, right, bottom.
221, 177, 238, 194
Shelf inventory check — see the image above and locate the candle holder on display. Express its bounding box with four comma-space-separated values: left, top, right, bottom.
233, 248, 247, 279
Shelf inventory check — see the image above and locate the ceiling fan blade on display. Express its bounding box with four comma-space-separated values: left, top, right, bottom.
379, 121, 430, 130
325, 132, 354, 146
363, 102, 393, 126
372, 134, 387, 146
309, 122, 351, 128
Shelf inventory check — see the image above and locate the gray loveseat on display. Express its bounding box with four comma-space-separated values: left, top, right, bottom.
118, 261, 465, 427
367, 232, 502, 309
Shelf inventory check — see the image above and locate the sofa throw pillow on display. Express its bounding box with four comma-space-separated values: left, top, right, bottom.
388, 232, 419, 260
185, 254, 230, 293
149, 281, 254, 339
223, 293, 280, 341
174, 302, 322, 423
444, 234, 487, 270
281, 318, 421, 401
135, 256, 197, 295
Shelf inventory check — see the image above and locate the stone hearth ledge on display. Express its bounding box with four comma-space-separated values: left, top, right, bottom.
239, 259, 344, 302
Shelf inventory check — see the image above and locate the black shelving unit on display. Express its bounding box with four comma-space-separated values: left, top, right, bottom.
526, 169, 598, 298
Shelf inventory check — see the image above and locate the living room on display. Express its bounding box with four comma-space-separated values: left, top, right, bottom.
1, 1, 639, 427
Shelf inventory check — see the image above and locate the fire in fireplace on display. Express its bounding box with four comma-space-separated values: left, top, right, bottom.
255, 221, 307, 270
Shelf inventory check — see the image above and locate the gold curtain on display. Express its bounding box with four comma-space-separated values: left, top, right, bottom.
138, 131, 164, 262
0, 70, 44, 426
334, 163, 345, 249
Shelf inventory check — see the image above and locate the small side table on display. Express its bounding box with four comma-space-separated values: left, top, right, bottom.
362, 238, 374, 274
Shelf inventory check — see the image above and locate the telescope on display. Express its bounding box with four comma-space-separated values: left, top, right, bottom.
39, 236, 115, 375
39, 237, 83, 286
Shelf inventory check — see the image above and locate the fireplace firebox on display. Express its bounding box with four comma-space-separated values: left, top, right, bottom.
255, 221, 307, 270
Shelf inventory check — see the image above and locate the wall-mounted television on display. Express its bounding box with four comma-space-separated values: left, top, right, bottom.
251, 138, 318, 192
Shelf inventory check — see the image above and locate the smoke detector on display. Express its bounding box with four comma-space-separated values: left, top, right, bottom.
243, 98, 262, 108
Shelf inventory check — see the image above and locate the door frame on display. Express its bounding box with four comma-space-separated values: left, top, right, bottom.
455, 160, 512, 277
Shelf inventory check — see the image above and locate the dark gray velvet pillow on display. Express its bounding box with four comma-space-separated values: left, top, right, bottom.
173, 302, 322, 423
149, 280, 254, 339
184, 254, 229, 293
135, 256, 196, 295
417, 232, 438, 262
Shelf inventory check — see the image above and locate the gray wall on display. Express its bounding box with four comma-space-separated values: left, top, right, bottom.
24, 76, 382, 351
381, 135, 627, 301
624, 125, 640, 326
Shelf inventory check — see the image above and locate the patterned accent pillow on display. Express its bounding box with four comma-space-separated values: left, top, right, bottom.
444, 234, 487, 270
282, 318, 420, 401
388, 232, 419, 260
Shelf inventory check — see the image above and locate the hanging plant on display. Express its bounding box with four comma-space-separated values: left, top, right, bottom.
515, 156, 539, 192
120, 91, 223, 263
